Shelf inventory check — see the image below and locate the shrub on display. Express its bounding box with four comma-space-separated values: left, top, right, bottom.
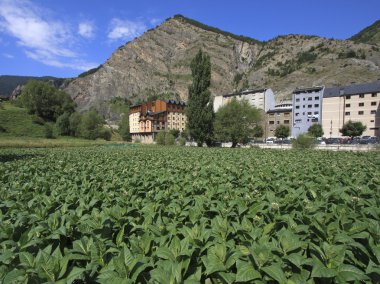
56, 112, 71, 136
0, 125, 6, 133
69, 112, 82, 137
156, 131, 166, 145
32, 115, 45, 125
292, 134, 315, 149
178, 137, 186, 146
165, 133, 175, 145
100, 128, 112, 141
44, 124, 56, 139
79, 110, 105, 140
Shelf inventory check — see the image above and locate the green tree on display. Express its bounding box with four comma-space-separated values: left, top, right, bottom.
186, 49, 214, 147
252, 125, 264, 139
20, 80, 75, 121
165, 133, 175, 145
156, 131, 166, 145
214, 98, 261, 148
274, 125, 290, 139
118, 113, 131, 141
69, 112, 82, 137
292, 134, 315, 149
308, 124, 324, 137
169, 129, 180, 139
56, 112, 71, 136
79, 110, 105, 140
339, 120, 367, 137
44, 123, 56, 139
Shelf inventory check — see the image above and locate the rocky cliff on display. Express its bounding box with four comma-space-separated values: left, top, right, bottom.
64, 15, 380, 111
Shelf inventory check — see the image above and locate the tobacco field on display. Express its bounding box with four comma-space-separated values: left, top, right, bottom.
0, 147, 379, 283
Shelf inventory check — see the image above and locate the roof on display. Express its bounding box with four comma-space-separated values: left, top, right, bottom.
323, 80, 380, 98
293, 86, 324, 94
223, 88, 269, 98
165, 99, 186, 106
267, 108, 292, 114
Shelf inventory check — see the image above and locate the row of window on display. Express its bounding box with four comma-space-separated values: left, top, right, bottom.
294, 111, 319, 116
269, 120, 290, 125
346, 101, 377, 107
346, 93, 378, 99
295, 104, 319, 109
345, 110, 377, 116
295, 96, 319, 102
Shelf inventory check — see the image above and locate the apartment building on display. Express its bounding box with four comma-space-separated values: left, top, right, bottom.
292, 86, 324, 137
322, 80, 380, 137
266, 101, 292, 138
129, 99, 187, 143
214, 88, 276, 113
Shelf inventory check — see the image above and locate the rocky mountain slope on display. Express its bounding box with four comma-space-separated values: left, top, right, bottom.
350, 20, 380, 46
49, 15, 380, 109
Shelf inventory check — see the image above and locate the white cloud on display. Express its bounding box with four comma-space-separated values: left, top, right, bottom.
78, 21, 95, 39
108, 18, 147, 41
150, 18, 161, 26
3, 53, 13, 58
0, 0, 97, 71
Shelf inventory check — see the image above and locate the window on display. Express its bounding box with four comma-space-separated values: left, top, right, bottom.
269, 121, 274, 125
359, 102, 364, 107
371, 93, 377, 97
296, 106, 300, 109
308, 112, 312, 115
284, 112, 290, 116
284, 120, 290, 124
308, 105, 312, 108
277, 121, 280, 124
303, 98, 306, 101
315, 96, 319, 100
371, 110, 376, 114
314, 111, 319, 115
359, 94, 365, 98
370, 120, 375, 122
346, 96, 351, 99
303, 105, 306, 108
295, 113, 299, 116
358, 111, 364, 115
314, 104, 319, 108
269, 113, 274, 116
345, 112, 350, 116
345, 103, 351, 107
296, 98, 300, 102
371, 102, 377, 106
308, 97, 312, 101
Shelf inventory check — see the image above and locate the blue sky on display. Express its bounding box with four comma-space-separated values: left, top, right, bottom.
0, 0, 379, 78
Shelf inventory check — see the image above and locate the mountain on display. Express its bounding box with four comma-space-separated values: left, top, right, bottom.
350, 20, 380, 46
0, 75, 68, 97
6, 15, 380, 112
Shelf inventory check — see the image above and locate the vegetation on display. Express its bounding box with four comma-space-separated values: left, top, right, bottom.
118, 114, 131, 141
0, 147, 379, 283
186, 50, 214, 147
20, 80, 75, 121
292, 134, 315, 149
172, 15, 262, 45
340, 120, 367, 137
267, 51, 318, 77
214, 98, 261, 147
79, 110, 107, 140
252, 125, 264, 139
308, 124, 324, 138
78, 65, 103, 78
274, 125, 290, 139
338, 49, 366, 60
156, 131, 176, 146
350, 19, 380, 45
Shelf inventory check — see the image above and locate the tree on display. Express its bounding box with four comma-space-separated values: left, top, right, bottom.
69, 112, 82, 137
56, 112, 71, 136
214, 98, 261, 148
118, 113, 131, 141
292, 134, 315, 149
252, 125, 264, 139
20, 80, 75, 121
308, 124, 324, 137
156, 131, 166, 145
79, 110, 105, 140
165, 133, 175, 145
186, 49, 214, 147
274, 125, 290, 139
340, 120, 366, 137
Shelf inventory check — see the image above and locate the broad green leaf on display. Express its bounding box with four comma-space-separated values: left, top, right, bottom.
262, 264, 287, 284
236, 260, 261, 282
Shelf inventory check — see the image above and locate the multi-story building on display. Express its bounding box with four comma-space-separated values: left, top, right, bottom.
129, 99, 187, 143
214, 88, 276, 113
322, 80, 380, 137
292, 86, 325, 137
266, 100, 292, 138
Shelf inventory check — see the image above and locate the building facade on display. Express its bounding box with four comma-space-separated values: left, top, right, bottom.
292, 86, 324, 137
214, 88, 276, 113
129, 99, 187, 143
266, 101, 293, 138
322, 80, 380, 137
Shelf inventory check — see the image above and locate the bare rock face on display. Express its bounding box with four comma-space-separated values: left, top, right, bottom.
64, 15, 380, 111
10, 85, 24, 100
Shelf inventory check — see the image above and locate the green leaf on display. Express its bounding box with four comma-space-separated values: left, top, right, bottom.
66, 267, 85, 284
337, 264, 368, 282
156, 247, 175, 262
19, 252, 35, 268
116, 225, 125, 247
285, 253, 305, 269
236, 260, 261, 282
311, 258, 337, 279
262, 264, 287, 284
2, 269, 25, 284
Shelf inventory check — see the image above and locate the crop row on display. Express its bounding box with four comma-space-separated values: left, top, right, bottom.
0, 147, 379, 283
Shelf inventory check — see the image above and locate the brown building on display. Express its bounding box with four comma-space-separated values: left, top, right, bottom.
129, 99, 187, 143
266, 101, 292, 138
322, 80, 380, 138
